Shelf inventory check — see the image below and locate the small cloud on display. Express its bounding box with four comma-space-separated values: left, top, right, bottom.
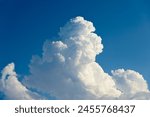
0, 63, 40, 99
112, 69, 149, 99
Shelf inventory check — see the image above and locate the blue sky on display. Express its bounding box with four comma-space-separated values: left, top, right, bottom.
0, 0, 150, 95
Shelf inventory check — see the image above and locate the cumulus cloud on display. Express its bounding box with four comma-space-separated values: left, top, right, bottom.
0, 63, 40, 99
0, 16, 150, 99
112, 69, 150, 99
22, 17, 121, 99
23, 16, 150, 99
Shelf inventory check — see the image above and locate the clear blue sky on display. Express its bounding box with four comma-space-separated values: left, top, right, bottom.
0, 0, 150, 87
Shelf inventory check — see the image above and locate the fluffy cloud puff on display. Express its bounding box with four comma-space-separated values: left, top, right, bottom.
0, 63, 41, 99
112, 69, 150, 99
1, 16, 150, 99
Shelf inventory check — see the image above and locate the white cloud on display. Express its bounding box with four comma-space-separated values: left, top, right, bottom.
112, 69, 150, 99
0, 63, 40, 99
23, 16, 122, 99
23, 16, 150, 99
0, 16, 150, 99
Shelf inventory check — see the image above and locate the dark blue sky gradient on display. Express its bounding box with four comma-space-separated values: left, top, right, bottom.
0, 0, 150, 86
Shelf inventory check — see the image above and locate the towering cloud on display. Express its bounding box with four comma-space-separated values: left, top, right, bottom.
24, 17, 121, 99
0, 16, 150, 99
